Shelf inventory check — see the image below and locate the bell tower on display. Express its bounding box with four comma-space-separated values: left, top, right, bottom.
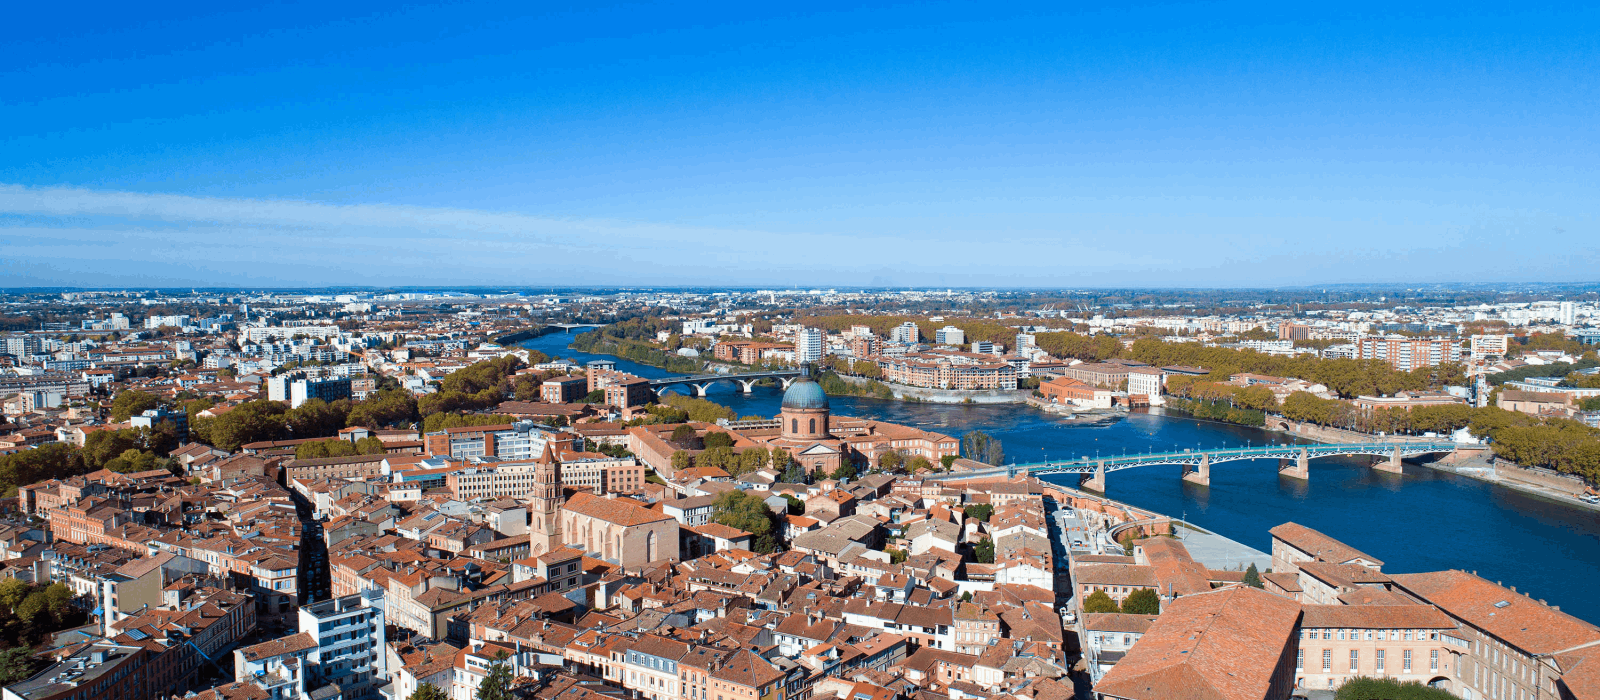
528, 442, 563, 555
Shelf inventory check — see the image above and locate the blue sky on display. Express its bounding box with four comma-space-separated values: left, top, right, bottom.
3, 1, 1598, 288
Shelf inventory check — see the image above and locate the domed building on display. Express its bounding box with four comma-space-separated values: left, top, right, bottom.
768, 363, 845, 476
780, 363, 830, 441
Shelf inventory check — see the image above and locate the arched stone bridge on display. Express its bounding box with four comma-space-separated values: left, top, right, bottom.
650, 370, 802, 396
927, 441, 1461, 491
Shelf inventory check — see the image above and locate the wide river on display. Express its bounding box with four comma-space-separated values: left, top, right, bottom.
522, 332, 1600, 622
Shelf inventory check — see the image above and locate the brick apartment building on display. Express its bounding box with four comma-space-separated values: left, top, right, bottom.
1356, 335, 1458, 371
540, 376, 588, 403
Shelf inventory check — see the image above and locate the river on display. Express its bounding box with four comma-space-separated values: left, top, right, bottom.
522, 331, 1600, 623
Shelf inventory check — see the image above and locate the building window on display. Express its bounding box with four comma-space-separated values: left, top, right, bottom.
1350, 650, 1360, 672
1375, 649, 1386, 673
1322, 650, 1332, 672
1403, 649, 1412, 672
1431, 649, 1440, 672
1296, 649, 1303, 672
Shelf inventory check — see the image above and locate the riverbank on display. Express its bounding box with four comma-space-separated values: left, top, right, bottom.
1264, 417, 1600, 511
834, 374, 1032, 404
492, 325, 560, 345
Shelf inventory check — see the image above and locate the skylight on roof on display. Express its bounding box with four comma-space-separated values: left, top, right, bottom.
1494, 600, 1511, 608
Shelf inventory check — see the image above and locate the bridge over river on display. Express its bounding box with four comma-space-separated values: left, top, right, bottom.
649, 369, 802, 396
927, 441, 1464, 490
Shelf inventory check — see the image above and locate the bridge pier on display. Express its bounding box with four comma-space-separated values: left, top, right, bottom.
1279, 448, 1309, 480
1374, 446, 1404, 474
736, 379, 757, 394
779, 377, 795, 389
691, 383, 713, 397
1182, 454, 1211, 486
1081, 461, 1106, 493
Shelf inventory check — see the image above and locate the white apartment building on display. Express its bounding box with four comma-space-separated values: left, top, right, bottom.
795, 327, 824, 363
298, 590, 389, 700
891, 322, 921, 344
935, 326, 965, 346
1126, 367, 1165, 404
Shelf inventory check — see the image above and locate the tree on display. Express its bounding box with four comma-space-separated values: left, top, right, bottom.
285, 398, 351, 438
0, 578, 28, 610
355, 436, 388, 454
830, 463, 857, 481
907, 456, 933, 472
961, 430, 1004, 466
475, 653, 514, 700
878, 450, 904, 471
963, 504, 994, 522
345, 389, 418, 429
696, 446, 738, 473
710, 491, 781, 553
0, 443, 85, 498
206, 400, 289, 451
582, 389, 606, 403
670, 450, 693, 470
1335, 677, 1457, 700
887, 548, 908, 564
940, 455, 957, 470
772, 448, 796, 475
782, 494, 805, 515
960, 591, 972, 603
1243, 563, 1263, 589
110, 390, 161, 422
972, 537, 994, 564
703, 431, 735, 449
670, 424, 698, 446
82, 430, 142, 469
104, 449, 158, 474
737, 447, 769, 474
408, 684, 448, 700
1121, 588, 1160, 615
1081, 590, 1119, 614
296, 439, 360, 460
0, 646, 39, 686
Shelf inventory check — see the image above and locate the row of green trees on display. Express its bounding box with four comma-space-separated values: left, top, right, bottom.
294, 436, 389, 459
1165, 397, 1267, 427
1487, 358, 1599, 386
1081, 588, 1161, 615
571, 327, 703, 373
1276, 392, 1600, 482
816, 369, 896, 400
0, 579, 84, 681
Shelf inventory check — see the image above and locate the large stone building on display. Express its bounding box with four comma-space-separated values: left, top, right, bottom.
559, 491, 679, 568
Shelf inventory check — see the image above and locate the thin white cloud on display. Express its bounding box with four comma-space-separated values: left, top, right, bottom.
0, 183, 1171, 287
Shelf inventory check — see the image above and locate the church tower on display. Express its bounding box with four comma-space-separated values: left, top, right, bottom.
528, 442, 563, 555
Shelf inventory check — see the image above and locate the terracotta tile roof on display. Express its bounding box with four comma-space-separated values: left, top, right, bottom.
1082, 613, 1159, 634
237, 632, 317, 661
1093, 586, 1301, 700
1390, 570, 1600, 655
1260, 572, 1301, 593
564, 491, 673, 527
1073, 563, 1158, 588
709, 649, 784, 689
1268, 522, 1382, 567
1299, 604, 1455, 630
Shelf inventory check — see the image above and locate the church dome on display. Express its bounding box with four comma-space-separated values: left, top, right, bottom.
781, 363, 829, 410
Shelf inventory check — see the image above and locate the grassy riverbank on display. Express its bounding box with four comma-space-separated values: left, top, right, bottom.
569, 329, 705, 373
